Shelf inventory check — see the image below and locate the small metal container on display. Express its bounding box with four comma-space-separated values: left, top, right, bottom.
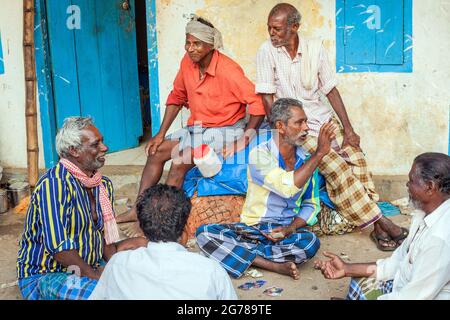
0, 188, 8, 214
8, 182, 30, 208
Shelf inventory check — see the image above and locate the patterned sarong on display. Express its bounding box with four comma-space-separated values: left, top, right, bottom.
301, 117, 382, 228
195, 222, 320, 278
18, 273, 98, 300
347, 277, 394, 300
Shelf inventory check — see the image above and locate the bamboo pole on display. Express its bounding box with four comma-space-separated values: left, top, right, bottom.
23, 0, 39, 187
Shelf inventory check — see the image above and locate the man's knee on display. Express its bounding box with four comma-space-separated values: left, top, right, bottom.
303, 232, 320, 259
195, 224, 208, 238
195, 223, 220, 237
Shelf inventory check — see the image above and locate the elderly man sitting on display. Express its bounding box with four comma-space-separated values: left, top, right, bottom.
17, 117, 146, 300
314, 152, 450, 300
196, 98, 336, 279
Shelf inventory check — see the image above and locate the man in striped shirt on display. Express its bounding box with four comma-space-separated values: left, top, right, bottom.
17, 117, 147, 300
255, 3, 407, 250
196, 98, 335, 279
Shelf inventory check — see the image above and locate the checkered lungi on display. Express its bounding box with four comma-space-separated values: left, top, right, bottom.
301, 117, 382, 228
347, 277, 394, 300
18, 273, 97, 300
195, 222, 320, 278
167, 118, 245, 153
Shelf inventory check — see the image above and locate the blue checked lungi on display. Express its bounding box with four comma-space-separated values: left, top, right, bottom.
195, 222, 320, 278
346, 277, 394, 300
18, 273, 98, 300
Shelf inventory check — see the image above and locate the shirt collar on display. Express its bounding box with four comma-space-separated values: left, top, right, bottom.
146, 241, 187, 252
423, 198, 450, 228
206, 49, 219, 77
275, 34, 302, 56
188, 49, 219, 77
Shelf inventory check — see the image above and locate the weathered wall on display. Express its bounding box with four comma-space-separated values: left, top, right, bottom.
156, 0, 450, 175
0, 0, 45, 169
1, 0, 449, 176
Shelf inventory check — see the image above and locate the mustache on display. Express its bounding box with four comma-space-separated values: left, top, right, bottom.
297, 131, 308, 138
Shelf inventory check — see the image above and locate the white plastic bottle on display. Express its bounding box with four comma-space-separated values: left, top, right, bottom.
193, 144, 222, 178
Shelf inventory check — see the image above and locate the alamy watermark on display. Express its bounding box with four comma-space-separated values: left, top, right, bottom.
66, 5, 81, 30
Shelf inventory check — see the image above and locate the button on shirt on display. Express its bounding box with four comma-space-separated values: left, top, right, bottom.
166, 50, 265, 128
256, 39, 337, 135
376, 199, 450, 300
240, 137, 320, 226
89, 242, 238, 300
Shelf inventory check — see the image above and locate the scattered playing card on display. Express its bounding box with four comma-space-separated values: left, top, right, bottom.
238, 282, 255, 290
253, 280, 267, 288
263, 286, 283, 296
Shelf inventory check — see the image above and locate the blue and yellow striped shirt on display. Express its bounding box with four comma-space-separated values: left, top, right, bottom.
17, 163, 114, 279
241, 138, 320, 226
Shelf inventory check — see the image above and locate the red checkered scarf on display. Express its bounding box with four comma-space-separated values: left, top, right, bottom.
60, 158, 120, 245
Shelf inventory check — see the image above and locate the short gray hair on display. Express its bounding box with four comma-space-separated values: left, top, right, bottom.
56, 117, 94, 158
269, 3, 302, 26
269, 98, 303, 128
414, 153, 450, 195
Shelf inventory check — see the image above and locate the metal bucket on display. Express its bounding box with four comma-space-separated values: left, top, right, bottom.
0, 189, 8, 214
8, 182, 30, 208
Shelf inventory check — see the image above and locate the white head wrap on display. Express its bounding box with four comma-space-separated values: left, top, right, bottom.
185, 16, 223, 50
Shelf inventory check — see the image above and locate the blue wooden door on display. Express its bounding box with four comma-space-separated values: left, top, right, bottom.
45, 0, 142, 152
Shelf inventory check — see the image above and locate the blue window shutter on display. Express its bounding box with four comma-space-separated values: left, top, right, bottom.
0, 32, 4, 74
344, 0, 376, 65
376, 0, 404, 65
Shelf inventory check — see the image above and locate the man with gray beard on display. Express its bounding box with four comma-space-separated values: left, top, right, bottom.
314, 152, 450, 300
196, 98, 335, 279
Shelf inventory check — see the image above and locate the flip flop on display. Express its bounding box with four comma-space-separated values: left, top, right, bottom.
370, 231, 397, 252
391, 227, 409, 244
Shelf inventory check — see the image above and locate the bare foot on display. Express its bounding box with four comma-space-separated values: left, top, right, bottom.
373, 223, 397, 249
252, 256, 300, 280
275, 262, 300, 280
377, 216, 402, 238
116, 207, 138, 223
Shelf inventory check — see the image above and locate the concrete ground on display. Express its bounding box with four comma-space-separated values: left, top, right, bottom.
0, 180, 411, 300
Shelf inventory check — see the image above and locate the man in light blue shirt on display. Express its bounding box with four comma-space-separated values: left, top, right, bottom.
196, 98, 336, 280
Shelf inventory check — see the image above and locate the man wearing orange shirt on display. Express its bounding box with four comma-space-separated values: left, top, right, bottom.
117, 16, 265, 223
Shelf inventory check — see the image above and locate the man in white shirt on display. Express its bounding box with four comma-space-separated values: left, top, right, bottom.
255, 3, 407, 251
89, 184, 237, 300
314, 152, 450, 300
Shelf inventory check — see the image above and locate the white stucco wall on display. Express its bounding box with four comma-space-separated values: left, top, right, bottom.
155, 0, 450, 175
1, 0, 449, 175
0, 0, 45, 169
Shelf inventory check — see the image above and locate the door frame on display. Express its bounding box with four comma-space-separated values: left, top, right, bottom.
35, 0, 161, 168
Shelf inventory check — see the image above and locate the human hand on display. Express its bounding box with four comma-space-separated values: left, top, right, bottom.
145, 133, 165, 157
263, 226, 294, 243
316, 120, 337, 157
342, 128, 360, 150
222, 135, 248, 159
313, 251, 347, 279
116, 237, 149, 252
84, 266, 104, 280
